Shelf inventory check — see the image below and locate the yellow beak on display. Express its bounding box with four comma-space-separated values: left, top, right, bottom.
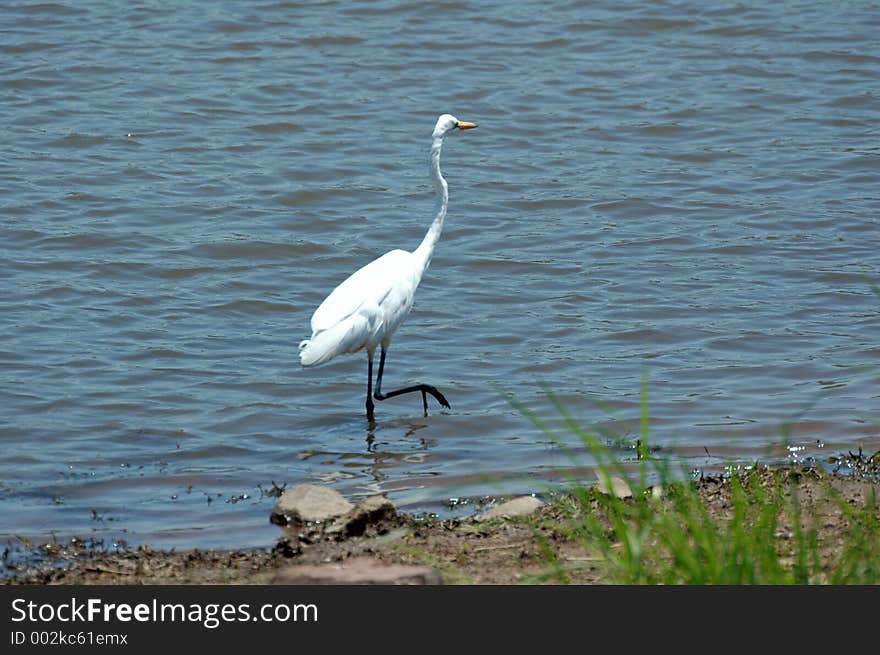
455, 120, 478, 130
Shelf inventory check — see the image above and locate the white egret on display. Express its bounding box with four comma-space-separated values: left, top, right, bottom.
299, 114, 477, 421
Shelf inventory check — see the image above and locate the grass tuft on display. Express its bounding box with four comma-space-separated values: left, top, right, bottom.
508, 387, 880, 585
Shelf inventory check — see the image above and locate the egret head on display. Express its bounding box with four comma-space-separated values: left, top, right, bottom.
433, 114, 478, 139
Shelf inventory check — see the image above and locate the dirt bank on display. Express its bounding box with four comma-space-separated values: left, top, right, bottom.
4, 463, 879, 585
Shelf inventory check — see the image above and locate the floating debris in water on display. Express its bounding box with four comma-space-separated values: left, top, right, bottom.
828, 447, 880, 478
257, 480, 286, 498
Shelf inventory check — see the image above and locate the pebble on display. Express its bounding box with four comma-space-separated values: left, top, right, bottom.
475, 496, 545, 521
596, 476, 633, 500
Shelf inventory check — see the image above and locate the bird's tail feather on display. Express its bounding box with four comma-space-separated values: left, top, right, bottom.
299, 315, 369, 367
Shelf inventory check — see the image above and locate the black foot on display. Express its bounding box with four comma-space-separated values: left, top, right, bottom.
375, 383, 451, 415
422, 385, 450, 410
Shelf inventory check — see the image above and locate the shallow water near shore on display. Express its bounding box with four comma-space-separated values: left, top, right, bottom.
2, 1, 879, 550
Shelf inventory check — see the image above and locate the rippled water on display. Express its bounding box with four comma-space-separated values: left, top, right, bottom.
2, 1, 878, 550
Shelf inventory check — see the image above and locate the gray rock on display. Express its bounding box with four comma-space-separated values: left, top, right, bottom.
271, 484, 354, 526
355, 495, 396, 515
325, 494, 398, 538
272, 557, 442, 585
596, 475, 633, 499
475, 496, 545, 521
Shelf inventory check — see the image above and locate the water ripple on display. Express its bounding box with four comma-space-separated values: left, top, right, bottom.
1, 0, 878, 550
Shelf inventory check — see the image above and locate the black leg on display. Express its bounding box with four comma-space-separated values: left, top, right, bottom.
373, 346, 450, 415
366, 352, 375, 422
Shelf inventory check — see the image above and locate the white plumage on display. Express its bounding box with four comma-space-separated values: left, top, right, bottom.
299, 114, 477, 420
299, 249, 417, 366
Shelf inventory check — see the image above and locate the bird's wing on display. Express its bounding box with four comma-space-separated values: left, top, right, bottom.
309, 249, 415, 336
299, 311, 372, 367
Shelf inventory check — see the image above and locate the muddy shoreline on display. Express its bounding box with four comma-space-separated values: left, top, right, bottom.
4, 459, 879, 585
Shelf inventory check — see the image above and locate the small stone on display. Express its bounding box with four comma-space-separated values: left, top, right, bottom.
596, 476, 633, 499
355, 495, 395, 515
328, 495, 397, 538
270, 484, 354, 526
475, 496, 545, 521
272, 557, 442, 585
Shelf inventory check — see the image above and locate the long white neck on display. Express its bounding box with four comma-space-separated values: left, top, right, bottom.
413, 135, 448, 280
